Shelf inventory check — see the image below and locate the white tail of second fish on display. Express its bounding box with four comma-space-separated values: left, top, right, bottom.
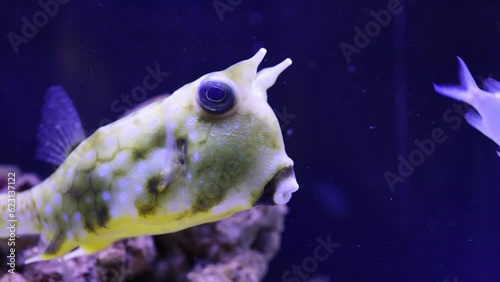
434, 56, 500, 148
433, 56, 483, 107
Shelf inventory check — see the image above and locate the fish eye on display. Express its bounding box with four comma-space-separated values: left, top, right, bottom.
197, 80, 235, 115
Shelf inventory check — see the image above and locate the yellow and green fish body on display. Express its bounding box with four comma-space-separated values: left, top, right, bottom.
0, 49, 299, 264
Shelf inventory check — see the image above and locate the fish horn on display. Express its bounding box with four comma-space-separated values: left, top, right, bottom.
255, 57, 293, 91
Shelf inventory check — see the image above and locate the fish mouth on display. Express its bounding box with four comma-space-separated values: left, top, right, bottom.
254, 166, 299, 206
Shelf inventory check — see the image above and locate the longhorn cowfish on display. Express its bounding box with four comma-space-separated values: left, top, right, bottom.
434, 57, 500, 148
0, 49, 299, 264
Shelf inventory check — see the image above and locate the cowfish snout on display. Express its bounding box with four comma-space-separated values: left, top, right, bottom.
254, 166, 299, 206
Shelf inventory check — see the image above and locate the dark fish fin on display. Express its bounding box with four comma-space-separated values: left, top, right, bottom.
483, 78, 500, 93
36, 86, 86, 166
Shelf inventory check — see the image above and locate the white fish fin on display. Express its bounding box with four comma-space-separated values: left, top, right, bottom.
433, 56, 480, 105
465, 110, 500, 148
62, 240, 115, 260
464, 111, 487, 134
24, 253, 44, 264
482, 77, 500, 93
61, 248, 87, 261
36, 86, 86, 166
25, 239, 115, 264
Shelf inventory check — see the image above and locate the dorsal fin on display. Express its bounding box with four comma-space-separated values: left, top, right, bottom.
36, 86, 86, 166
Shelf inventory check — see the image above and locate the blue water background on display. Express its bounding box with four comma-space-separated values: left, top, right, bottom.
1, 1, 500, 281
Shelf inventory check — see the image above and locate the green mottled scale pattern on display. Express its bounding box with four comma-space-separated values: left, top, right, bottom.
29, 99, 169, 257
0, 48, 299, 263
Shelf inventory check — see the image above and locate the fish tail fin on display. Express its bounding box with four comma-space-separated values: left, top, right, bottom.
0, 187, 42, 238
433, 56, 482, 106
